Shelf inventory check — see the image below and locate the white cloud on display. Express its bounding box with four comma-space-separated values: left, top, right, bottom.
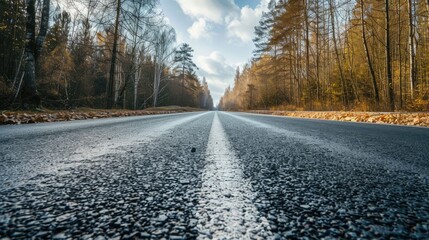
227, 6, 261, 42
259, 0, 272, 10
175, 0, 240, 24
168, 0, 274, 102
226, 0, 272, 43
188, 18, 210, 39
197, 52, 234, 76
196, 52, 236, 103
175, 0, 270, 43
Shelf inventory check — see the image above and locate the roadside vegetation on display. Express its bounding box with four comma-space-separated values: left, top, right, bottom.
0, 0, 213, 111
0, 106, 203, 125
219, 0, 429, 113
250, 110, 429, 127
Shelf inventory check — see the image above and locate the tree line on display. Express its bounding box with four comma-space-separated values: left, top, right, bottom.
0, 0, 213, 110
219, 0, 429, 111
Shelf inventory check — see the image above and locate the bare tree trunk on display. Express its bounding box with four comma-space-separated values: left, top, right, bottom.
123, 88, 126, 109
345, 25, 360, 103
315, 0, 320, 101
114, 63, 120, 105
398, 0, 403, 108
386, 0, 395, 111
152, 27, 175, 107
11, 48, 25, 94
304, 0, 312, 109
408, 0, 416, 99
153, 58, 162, 108
273, 45, 279, 105
360, 0, 380, 106
181, 64, 185, 106
131, 2, 143, 110
22, 0, 50, 107
329, 0, 348, 108
289, 36, 294, 103
133, 53, 141, 109
322, 0, 329, 107
296, 30, 301, 107
35, 0, 50, 60
107, 0, 121, 109
153, 59, 158, 108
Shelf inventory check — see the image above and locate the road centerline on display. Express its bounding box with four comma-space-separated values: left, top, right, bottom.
196, 112, 271, 239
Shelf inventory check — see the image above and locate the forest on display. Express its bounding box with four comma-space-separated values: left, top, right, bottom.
219, 0, 429, 111
0, 0, 214, 110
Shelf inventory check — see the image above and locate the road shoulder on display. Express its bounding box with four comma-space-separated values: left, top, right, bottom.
247, 110, 429, 127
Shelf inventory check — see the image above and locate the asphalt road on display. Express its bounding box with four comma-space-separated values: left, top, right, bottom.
0, 111, 428, 239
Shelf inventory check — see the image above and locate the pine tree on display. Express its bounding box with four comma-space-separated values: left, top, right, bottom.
173, 43, 198, 106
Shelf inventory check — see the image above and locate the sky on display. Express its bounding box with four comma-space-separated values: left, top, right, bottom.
159, 0, 270, 105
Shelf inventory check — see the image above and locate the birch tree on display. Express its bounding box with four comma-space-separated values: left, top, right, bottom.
151, 26, 176, 107
122, 0, 156, 109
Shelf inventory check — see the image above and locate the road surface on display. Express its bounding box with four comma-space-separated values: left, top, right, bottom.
0, 111, 428, 239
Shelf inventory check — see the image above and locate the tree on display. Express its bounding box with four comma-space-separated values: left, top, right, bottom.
152, 26, 176, 107
21, 0, 50, 107
121, 0, 157, 109
360, 0, 379, 105
220, 0, 429, 112
385, 0, 394, 111
329, 0, 348, 108
304, 0, 312, 109
234, 66, 240, 86
70, 14, 96, 103
199, 77, 213, 109
38, 10, 73, 104
1, 0, 200, 110
173, 43, 198, 106
253, 0, 276, 60
0, 0, 26, 106
106, 0, 121, 109
408, 0, 416, 99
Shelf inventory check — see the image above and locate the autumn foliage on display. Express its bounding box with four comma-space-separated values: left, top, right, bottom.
0, 0, 213, 110
219, 0, 429, 112
0, 107, 201, 125
250, 110, 429, 127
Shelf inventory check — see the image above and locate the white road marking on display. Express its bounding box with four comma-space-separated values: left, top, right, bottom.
196, 112, 271, 239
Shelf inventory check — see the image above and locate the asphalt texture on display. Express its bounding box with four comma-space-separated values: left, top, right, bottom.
0, 111, 428, 239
